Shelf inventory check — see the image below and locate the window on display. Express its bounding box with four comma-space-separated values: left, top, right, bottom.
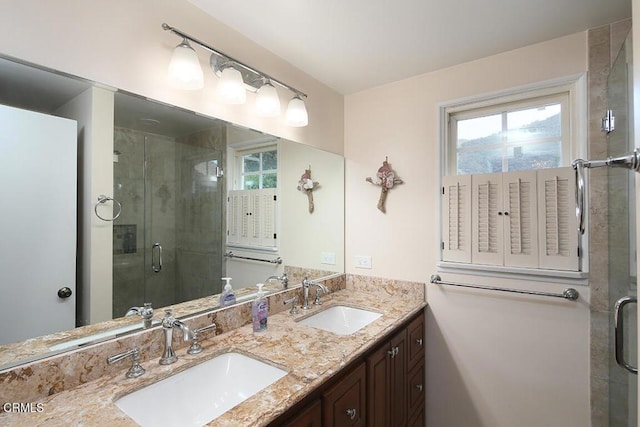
448, 93, 570, 175
238, 147, 277, 189
440, 78, 586, 276
228, 145, 279, 250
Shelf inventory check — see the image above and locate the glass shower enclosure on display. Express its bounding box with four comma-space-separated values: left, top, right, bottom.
606, 30, 637, 427
112, 122, 225, 318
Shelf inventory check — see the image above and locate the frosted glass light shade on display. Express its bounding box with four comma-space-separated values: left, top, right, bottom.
285, 96, 308, 127
217, 67, 246, 104
167, 39, 204, 90
255, 82, 281, 117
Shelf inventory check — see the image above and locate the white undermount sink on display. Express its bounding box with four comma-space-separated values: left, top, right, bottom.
297, 305, 382, 335
114, 352, 287, 426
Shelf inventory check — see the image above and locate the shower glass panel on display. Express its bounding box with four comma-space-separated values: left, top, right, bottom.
607, 31, 637, 427
112, 128, 225, 318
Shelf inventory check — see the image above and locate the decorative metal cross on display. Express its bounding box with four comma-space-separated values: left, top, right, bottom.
297, 167, 319, 213
366, 157, 403, 213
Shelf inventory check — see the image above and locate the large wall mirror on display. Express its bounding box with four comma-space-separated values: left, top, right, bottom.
0, 56, 344, 369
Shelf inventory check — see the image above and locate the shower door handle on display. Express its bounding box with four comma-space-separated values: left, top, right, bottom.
614, 296, 638, 374
151, 242, 163, 273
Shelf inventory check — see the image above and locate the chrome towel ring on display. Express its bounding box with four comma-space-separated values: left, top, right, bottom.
94, 195, 122, 221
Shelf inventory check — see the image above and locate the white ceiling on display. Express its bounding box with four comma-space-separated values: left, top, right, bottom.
188, 0, 632, 95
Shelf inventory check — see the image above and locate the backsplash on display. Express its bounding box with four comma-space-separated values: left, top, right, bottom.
0, 274, 345, 405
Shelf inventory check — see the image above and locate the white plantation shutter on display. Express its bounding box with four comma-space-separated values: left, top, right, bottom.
472, 173, 503, 265
226, 191, 242, 244
442, 175, 471, 262
227, 188, 277, 249
537, 167, 578, 270
503, 171, 538, 268
440, 167, 579, 272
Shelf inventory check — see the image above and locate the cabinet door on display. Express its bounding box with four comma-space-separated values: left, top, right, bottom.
389, 328, 408, 427
407, 312, 425, 372
367, 342, 391, 427
407, 362, 425, 421
282, 399, 322, 427
323, 362, 366, 427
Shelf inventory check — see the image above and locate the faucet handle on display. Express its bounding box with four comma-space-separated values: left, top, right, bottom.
187, 323, 217, 355
313, 288, 323, 306
107, 347, 145, 378
284, 295, 299, 314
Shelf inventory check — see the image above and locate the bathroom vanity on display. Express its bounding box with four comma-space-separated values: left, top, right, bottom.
0, 275, 425, 426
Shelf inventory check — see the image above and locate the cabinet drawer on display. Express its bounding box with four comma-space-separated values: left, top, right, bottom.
323, 362, 366, 426
408, 361, 425, 417
407, 311, 425, 370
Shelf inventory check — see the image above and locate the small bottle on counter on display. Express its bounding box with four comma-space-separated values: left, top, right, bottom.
252, 283, 268, 332
220, 277, 236, 307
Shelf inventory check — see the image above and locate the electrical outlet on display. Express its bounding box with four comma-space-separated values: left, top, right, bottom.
321, 252, 336, 265
355, 255, 372, 269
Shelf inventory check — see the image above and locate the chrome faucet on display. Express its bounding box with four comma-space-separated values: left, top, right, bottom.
302, 277, 328, 310
159, 309, 195, 365
125, 302, 154, 328
266, 273, 289, 289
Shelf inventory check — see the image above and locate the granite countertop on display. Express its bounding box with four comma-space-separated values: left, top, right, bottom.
0, 285, 425, 426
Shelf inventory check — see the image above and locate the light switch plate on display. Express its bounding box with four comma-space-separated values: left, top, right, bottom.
321, 252, 336, 265
355, 255, 372, 269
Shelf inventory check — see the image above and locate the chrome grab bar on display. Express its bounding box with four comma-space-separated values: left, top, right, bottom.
572, 149, 640, 235
430, 275, 579, 301
151, 242, 162, 273
572, 161, 586, 235
614, 296, 638, 374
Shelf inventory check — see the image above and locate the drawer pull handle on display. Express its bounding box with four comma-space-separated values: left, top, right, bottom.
346, 408, 357, 420
416, 384, 423, 392
388, 346, 399, 358
416, 338, 423, 346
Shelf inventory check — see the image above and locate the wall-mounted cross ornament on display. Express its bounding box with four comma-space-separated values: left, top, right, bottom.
297, 167, 319, 213
366, 157, 403, 213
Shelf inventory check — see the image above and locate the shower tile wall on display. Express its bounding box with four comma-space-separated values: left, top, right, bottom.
176, 125, 226, 301
588, 19, 636, 427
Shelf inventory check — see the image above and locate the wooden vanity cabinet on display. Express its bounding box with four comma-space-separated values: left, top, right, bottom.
273, 310, 425, 427
367, 312, 425, 427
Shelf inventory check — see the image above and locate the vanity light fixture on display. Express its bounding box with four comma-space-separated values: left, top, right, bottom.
217, 65, 246, 105
255, 80, 281, 117
285, 94, 309, 127
167, 38, 204, 90
162, 23, 308, 127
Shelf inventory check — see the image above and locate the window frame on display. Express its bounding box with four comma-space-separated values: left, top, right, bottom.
437, 74, 589, 283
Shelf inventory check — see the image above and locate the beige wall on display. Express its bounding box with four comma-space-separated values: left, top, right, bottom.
345, 32, 591, 426
0, 0, 343, 155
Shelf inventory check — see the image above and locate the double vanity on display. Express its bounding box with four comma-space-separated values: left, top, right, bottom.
0, 275, 425, 426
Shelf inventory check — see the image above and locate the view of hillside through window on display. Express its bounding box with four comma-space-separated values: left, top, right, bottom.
455, 104, 562, 175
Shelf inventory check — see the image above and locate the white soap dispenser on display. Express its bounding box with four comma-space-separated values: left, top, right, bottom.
220, 277, 236, 307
